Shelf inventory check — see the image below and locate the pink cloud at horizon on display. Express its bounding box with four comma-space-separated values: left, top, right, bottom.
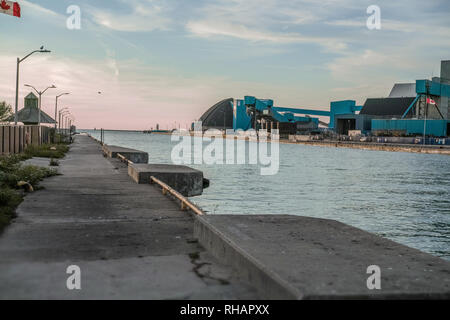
0, 54, 230, 130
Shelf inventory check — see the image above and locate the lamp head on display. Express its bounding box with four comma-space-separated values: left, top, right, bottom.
39, 46, 51, 53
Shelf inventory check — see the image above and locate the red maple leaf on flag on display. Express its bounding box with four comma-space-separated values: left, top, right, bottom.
426, 98, 436, 105
1, 0, 11, 10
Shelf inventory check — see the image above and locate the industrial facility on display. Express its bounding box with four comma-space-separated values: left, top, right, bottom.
198, 60, 450, 139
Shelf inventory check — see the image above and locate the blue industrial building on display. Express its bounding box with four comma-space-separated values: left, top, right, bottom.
372, 119, 449, 137
333, 60, 450, 137
198, 96, 361, 134
198, 60, 450, 137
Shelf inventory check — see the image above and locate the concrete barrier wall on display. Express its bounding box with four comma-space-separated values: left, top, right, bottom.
0, 125, 53, 156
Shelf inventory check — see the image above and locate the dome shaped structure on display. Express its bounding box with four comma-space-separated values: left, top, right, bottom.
199, 98, 234, 130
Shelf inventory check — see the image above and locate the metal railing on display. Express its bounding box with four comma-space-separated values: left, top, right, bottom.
117, 153, 133, 166
150, 176, 204, 216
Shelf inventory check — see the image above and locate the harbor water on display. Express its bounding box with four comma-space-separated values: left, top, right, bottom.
85, 130, 450, 260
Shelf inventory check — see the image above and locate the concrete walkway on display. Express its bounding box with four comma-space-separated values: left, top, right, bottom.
0, 135, 256, 299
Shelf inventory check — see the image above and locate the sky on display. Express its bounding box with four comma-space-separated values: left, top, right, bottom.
0, 0, 449, 130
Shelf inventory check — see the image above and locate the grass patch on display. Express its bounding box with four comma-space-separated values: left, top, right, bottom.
49, 158, 59, 166
0, 151, 62, 231
24, 143, 70, 159
0, 188, 22, 230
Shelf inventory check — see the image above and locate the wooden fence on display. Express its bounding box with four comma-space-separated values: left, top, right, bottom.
0, 125, 53, 156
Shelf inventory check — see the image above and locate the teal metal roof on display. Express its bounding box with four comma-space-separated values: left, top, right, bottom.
7, 92, 56, 124
12, 106, 56, 124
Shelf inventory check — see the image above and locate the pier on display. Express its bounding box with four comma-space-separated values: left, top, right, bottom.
0, 135, 255, 299
0, 135, 449, 299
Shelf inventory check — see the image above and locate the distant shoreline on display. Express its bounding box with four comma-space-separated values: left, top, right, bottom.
82, 129, 450, 155
279, 139, 450, 155
82, 129, 143, 133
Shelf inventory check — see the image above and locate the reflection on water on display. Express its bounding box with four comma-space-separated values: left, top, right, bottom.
85, 130, 450, 260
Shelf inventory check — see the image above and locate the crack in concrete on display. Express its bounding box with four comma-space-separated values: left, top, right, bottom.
188, 252, 230, 286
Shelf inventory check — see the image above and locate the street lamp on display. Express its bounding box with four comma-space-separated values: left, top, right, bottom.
68, 115, 75, 135
61, 111, 70, 138
55, 93, 70, 129
67, 114, 75, 136
65, 114, 70, 135
24, 84, 56, 125
14, 46, 51, 125
59, 108, 69, 133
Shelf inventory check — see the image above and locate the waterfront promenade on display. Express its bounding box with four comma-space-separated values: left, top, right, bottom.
0, 135, 255, 299
0, 135, 449, 299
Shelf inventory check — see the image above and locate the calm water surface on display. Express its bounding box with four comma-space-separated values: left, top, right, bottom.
85, 130, 450, 260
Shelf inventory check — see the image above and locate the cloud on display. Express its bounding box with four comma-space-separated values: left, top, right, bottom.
186, 20, 347, 53
0, 54, 241, 130
185, 0, 349, 51
328, 50, 392, 78
105, 50, 120, 78
20, 0, 62, 17
325, 49, 421, 102
87, 0, 171, 32
327, 18, 450, 37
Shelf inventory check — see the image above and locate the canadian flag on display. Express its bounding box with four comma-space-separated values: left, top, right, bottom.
0, 0, 20, 18
426, 98, 436, 105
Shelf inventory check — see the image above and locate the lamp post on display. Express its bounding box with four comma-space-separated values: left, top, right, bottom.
69, 115, 75, 137
65, 115, 70, 136
61, 111, 70, 139
70, 114, 75, 129
55, 93, 70, 129
24, 84, 56, 125
15, 47, 51, 125
67, 114, 73, 135
59, 108, 69, 133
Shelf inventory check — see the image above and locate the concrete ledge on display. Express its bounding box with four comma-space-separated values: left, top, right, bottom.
102, 145, 149, 163
194, 215, 301, 299
194, 214, 450, 300
128, 163, 205, 197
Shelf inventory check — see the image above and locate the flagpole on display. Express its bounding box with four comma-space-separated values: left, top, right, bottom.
423, 98, 427, 146
14, 57, 19, 125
